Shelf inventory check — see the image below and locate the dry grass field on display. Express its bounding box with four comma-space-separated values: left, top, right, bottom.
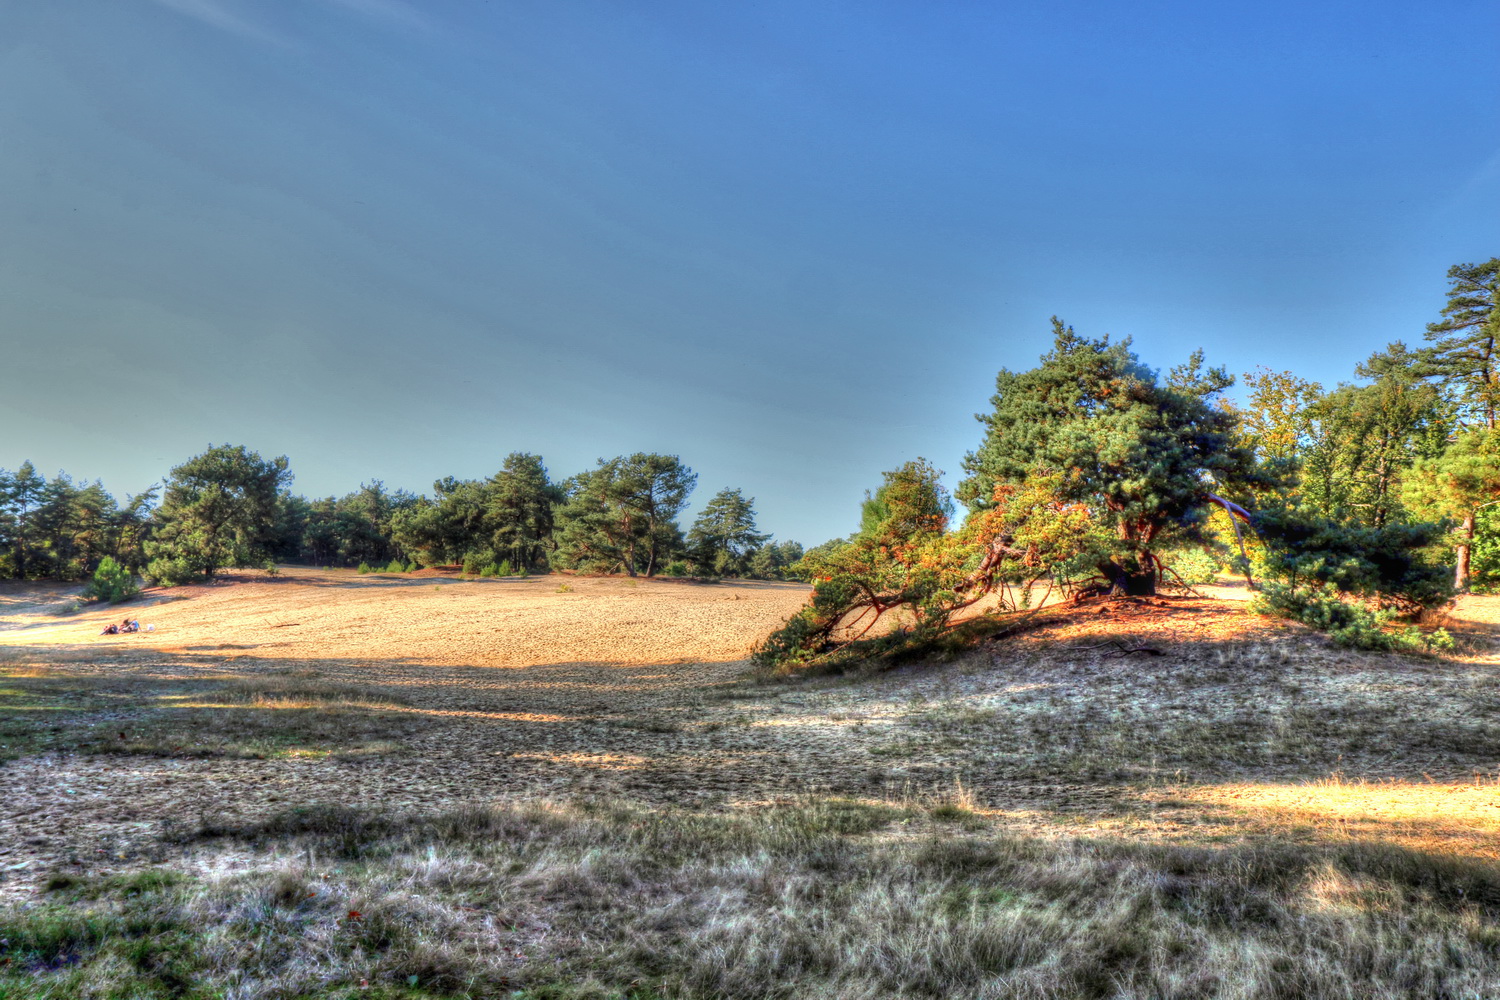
3, 567, 1500, 998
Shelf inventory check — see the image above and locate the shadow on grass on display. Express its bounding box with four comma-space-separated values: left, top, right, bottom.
8, 795, 1500, 999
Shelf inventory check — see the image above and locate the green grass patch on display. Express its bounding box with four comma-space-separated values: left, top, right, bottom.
0, 667, 433, 762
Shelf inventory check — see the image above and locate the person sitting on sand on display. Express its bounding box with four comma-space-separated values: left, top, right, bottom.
121, 619, 139, 633
100, 623, 119, 635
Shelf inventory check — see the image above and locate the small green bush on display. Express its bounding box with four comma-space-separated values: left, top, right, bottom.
263, 560, 279, 576
1251, 583, 1454, 654
357, 562, 373, 575
143, 556, 197, 587
406, 561, 420, 573
497, 559, 513, 577
1163, 547, 1221, 586
480, 563, 497, 578
82, 557, 139, 604
385, 559, 405, 573
664, 560, 689, 578
462, 555, 481, 577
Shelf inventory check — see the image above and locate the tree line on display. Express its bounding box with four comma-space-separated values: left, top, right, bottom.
5, 255, 1494, 626
0, 448, 803, 586
757, 257, 1500, 668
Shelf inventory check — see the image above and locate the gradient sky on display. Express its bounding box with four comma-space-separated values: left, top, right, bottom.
3, 1, 1497, 545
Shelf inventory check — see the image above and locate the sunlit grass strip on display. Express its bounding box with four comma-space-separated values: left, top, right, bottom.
1159, 776, 1500, 859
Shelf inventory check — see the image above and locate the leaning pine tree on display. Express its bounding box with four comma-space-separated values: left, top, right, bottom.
754, 319, 1266, 671
958, 318, 1263, 596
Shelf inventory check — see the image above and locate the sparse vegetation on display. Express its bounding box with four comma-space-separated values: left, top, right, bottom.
7, 796, 1500, 998
4, 570, 1500, 995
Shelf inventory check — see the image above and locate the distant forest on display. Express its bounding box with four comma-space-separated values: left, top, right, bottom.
0, 449, 802, 586
3, 259, 1497, 628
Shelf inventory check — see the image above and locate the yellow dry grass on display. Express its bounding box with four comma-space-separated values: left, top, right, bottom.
1163, 776, 1500, 860
4, 569, 1500, 996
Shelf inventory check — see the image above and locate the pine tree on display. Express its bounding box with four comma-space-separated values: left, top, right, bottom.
554, 455, 695, 576
0, 462, 45, 579
1405, 429, 1500, 591
488, 452, 563, 572
1425, 258, 1500, 429
144, 445, 292, 583
959, 318, 1260, 595
1298, 345, 1450, 528
688, 487, 768, 577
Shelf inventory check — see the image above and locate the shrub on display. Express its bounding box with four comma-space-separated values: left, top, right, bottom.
479, 563, 497, 578
663, 560, 688, 578
462, 555, 481, 577
263, 560, 279, 576
82, 557, 139, 604
143, 556, 197, 587
406, 561, 420, 573
1254, 507, 1454, 614
357, 562, 373, 575
1162, 547, 1221, 586
496, 560, 513, 577
517, 565, 529, 578
1251, 583, 1454, 653
385, 559, 405, 573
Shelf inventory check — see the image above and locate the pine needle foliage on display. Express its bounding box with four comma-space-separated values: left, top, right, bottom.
959, 319, 1263, 595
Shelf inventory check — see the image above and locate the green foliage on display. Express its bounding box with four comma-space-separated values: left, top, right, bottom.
1239, 367, 1325, 474
140, 555, 197, 587
554, 454, 696, 576
1472, 507, 1500, 592
1253, 504, 1454, 614
0, 464, 154, 582
297, 481, 421, 569
81, 556, 139, 604
1251, 583, 1453, 654
461, 554, 482, 576
1404, 427, 1500, 590
755, 460, 969, 671
1161, 547, 1222, 586
144, 445, 291, 584
959, 319, 1262, 595
663, 560, 688, 577
479, 562, 497, 578
357, 562, 373, 575
688, 487, 769, 578
496, 559, 513, 576
1424, 257, 1500, 429
488, 452, 565, 574
1297, 346, 1451, 528
384, 558, 405, 573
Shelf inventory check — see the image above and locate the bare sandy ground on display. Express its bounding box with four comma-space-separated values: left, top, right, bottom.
3, 568, 1500, 899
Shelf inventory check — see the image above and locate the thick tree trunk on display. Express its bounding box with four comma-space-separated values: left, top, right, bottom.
1100, 561, 1156, 596
1456, 511, 1475, 593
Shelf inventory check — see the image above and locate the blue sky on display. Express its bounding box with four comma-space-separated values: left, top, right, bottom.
2, 1, 1497, 544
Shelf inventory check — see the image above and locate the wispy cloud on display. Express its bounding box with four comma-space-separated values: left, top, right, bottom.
146, 0, 285, 45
